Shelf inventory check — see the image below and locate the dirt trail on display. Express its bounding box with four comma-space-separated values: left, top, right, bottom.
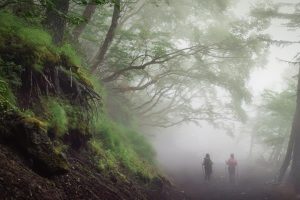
0, 139, 296, 200
166, 163, 294, 200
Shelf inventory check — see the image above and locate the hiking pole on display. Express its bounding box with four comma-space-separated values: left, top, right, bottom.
225, 164, 227, 182
236, 165, 239, 183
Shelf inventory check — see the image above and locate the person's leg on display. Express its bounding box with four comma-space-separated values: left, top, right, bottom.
232, 168, 236, 184
208, 168, 212, 180
229, 167, 234, 183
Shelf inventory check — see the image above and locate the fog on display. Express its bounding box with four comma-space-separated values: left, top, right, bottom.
4, 0, 300, 199
151, 124, 249, 170
143, 0, 300, 199
150, 123, 250, 177
149, 123, 274, 199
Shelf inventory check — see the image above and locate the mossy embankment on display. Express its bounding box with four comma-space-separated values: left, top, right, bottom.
0, 11, 187, 200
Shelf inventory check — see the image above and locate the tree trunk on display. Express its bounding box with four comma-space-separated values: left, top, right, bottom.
272, 145, 282, 163
268, 147, 274, 162
44, 0, 70, 45
0, 0, 20, 9
90, 0, 120, 73
72, 2, 97, 41
289, 66, 300, 192
248, 131, 255, 159
278, 129, 295, 182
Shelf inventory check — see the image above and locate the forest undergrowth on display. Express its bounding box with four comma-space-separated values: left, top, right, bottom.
0, 10, 182, 200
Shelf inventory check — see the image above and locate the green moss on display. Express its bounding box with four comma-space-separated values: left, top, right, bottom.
21, 116, 48, 131
49, 103, 68, 137
18, 27, 53, 47
90, 140, 119, 171
32, 63, 44, 72
0, 12, 56, 72
0, 12, 89, 79
90, 75, 106, 98
0, 79, 17, 113
0, 12, 98, 135
91, 115, 157, 180
54, 143, 68, 154
0, 12, 22, 35
59, 43, 82, 66
0, 12, 53, 49
39, 47, 60, 63
42, 98, 68, 137
0, 79, 16, 105
76, 68, 94, 88
40, 96, 91, 138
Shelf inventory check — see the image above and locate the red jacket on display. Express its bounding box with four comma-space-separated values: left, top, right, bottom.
226, 158, 237, 168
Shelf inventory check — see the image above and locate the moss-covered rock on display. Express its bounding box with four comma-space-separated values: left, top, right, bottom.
0, 113, 69, 176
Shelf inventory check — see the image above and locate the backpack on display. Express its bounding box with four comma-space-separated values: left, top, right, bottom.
203, 158, 212, 167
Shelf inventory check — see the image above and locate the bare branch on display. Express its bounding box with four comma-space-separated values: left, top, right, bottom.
133, 85, 173, 110
101, 45, 208, 82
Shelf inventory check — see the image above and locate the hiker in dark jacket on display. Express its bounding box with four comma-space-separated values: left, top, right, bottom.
203, 153, 213, 181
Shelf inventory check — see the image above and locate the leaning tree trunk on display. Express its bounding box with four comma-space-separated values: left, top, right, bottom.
44, 0, 70, 45
288, 65, 300, 192
278, 128, 295, 182
90, 0, 120, 73
72, 1, 97, 41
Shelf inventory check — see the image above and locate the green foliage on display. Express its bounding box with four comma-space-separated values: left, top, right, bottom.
253, 80, 296, 147
0, 79, 17, 113
48, 101, 68, 137
0, 12, 55, 72
0, 11, 85, 70
0, 59, 19, 113
0, 59, 23, 89
91, 115, 156, 180
40, 96, 92, 137
90, 75, 106, 98
90, 140, 119, 171
0, 12, 52, 47
0, 9, 159, 184
42, 98, 68, 137
59, 43, 82, 66
84, 0, 269, 130
19, 27, 53, 47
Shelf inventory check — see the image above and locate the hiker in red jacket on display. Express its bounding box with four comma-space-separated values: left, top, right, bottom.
226, 153, 237, 184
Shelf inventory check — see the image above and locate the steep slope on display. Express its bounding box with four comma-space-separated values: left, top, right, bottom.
0, 11, 188, 200
0, 144, 187, 200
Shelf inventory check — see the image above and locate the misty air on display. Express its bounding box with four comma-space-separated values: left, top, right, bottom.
0, 0, 300, 200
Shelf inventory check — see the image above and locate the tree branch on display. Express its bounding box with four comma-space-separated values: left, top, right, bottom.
101, 45, 207, 82
90, 0, 121, 73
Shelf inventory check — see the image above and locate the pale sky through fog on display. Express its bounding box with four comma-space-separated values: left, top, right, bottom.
236, 0, 300, 98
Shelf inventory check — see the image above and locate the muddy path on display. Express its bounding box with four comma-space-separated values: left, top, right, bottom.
164, 163, 292, 200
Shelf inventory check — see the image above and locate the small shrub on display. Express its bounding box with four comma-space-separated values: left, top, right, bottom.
43, 98, 68, 137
